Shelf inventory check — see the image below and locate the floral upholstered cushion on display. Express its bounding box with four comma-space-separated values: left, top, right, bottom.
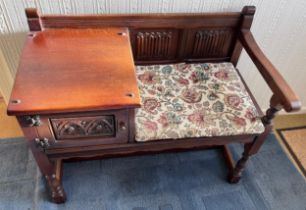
134, 62, 265, 142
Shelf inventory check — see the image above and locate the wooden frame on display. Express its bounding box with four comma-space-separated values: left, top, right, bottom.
12, 6, 301, 203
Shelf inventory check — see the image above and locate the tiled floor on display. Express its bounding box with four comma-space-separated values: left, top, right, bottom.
273, 113, 306, 177
0, 98, 23, 139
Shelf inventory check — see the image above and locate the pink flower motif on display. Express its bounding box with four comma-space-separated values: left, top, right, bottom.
143, 98, 161, 113
138, 71, 157, 85
176, 64, 190, 73
177, 77, 189, 86
158, 113, 169, 128
148, 89, 156, 95
181, 88, 202, 103
231, 116, 247, 127
189, 72, 199, 83
214, 70, 229, 80
226, 115, 246, 127
188, 109, 207, 128
143, 120, 158, 132
224, 94, 243, 110
245, 108, 257, 122
156, 86, 164, 92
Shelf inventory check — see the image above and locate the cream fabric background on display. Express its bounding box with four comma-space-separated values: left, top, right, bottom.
0, 0, 305, 110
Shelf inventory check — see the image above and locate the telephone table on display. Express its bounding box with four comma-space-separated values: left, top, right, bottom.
7, 27, 141, 203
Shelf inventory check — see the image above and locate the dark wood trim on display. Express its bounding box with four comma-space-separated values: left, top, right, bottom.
235, 68, 264, 117
25, 8, 243, 66
230, 6, 255, 66
25, 8, 42, 31
222, 145, 235, 173
239, 30, 301, 112
46, 134, 255, 160
39, 13, 241, 29
64, 145, 221, 162
135, 57, 231, 65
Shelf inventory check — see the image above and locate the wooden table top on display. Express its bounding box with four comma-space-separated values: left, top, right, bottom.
8, 28, 141, 115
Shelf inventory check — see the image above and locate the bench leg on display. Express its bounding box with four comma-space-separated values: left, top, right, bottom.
226, 125, 272, 183
30, 144, 66, 203
227, 143, 252, 183
44, 160, 66, 203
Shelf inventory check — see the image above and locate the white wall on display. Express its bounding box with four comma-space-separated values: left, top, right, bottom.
0, 0, 305, 110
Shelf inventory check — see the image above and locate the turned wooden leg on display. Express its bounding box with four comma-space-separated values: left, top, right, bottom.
226, 125, 272, 183
44, 160, 66, 203
29, 143, 66, 203
17, 119, 67, 203
227, 143, 252, 183
226, 95, 283, 183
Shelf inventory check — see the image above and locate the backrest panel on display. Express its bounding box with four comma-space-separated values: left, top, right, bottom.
26, 8, 255, 64
130, 29, 179, 62
183, 28, 235, 59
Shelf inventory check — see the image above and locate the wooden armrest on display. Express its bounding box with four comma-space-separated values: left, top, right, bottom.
238, 30, 301, 112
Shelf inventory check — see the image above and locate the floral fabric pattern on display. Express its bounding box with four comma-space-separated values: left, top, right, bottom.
135, 62, 265, 142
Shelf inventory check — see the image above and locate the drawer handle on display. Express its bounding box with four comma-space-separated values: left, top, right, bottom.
25, 115, 42, 127
34, 137, 50, 150
119, 122, 126, 131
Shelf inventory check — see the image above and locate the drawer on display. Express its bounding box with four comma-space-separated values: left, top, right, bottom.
50, 115, 116, 140
19, 109, 131, 150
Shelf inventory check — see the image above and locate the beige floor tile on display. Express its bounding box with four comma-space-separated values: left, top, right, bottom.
0, 100, 23, 139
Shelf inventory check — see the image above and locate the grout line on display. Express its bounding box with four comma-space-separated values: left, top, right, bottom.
33, 166, 40, 210
276, 128, 306, 178
261, 107, 306, 115
273, 130, 306, 180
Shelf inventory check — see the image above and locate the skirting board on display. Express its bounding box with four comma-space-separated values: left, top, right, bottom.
261, 106, 306, 115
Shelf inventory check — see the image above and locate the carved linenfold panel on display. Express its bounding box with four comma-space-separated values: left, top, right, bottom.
50, 116, 115, 140
191, 29, 234, 58
134, 30, 176, 60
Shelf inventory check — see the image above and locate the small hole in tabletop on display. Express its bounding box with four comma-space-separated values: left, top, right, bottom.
10, 99, 21, 104
125, 93, 134, 98
117, 32, 127, 36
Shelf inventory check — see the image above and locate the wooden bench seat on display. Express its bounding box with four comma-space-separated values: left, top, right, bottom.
135, 62, 264, 142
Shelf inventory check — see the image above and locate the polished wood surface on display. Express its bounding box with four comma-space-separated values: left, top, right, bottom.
8, 28, 140, 115
25, 8, 244, 65
45, 134, 255, 159
230, 6, 255, 65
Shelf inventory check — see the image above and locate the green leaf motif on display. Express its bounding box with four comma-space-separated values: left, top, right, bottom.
195, 70, 210, 81
212, 101, 224, 112
207, 92, 218, 101
212, 83, 220, 90
162, 65, 173, 74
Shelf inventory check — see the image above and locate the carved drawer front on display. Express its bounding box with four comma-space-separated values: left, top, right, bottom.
50, 115, 115, 140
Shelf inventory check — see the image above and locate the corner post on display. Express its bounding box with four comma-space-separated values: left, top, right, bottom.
262, 94, 283, 125
230, 6, 256, 66
228, 93, 282, 183
25, 8, 42, 32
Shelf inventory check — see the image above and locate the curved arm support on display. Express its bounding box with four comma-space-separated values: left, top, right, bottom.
238, 30, 301, 112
